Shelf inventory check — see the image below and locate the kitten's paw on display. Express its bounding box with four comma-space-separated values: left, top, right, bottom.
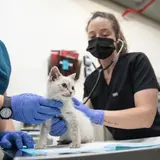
35, 143, 47, 149
69, 142, 81, 148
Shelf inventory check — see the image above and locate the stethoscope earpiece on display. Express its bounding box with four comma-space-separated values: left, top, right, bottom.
116, 39, 124, 55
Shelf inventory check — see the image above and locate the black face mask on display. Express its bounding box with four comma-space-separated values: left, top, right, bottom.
86, 37, 115, 59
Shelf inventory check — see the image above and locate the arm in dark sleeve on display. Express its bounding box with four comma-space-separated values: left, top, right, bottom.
131, 53, 159, 94
0, 40, 11, 94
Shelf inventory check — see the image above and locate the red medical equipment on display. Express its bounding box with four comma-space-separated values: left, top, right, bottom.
48, 50, 82, 80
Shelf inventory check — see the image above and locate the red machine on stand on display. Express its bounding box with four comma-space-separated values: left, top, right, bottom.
48, 50, 82, 80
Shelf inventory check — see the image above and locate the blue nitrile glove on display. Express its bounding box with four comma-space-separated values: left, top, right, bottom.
0, 131, 34, 149
11, 93, 63, 124
49, 118, 67, 136
72, 97, 104, 125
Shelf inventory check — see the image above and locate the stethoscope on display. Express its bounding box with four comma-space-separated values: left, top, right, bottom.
83, 39, 124, 104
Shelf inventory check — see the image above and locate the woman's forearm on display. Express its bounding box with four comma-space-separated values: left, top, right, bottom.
103, 107, 156, 129
83, 98, 153, 128
0, 95, 4, 109
0, 120, 15, 132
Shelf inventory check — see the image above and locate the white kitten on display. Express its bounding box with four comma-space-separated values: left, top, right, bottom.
35, 66, 94, 149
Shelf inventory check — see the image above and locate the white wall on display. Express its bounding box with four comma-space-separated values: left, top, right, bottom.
0, 0, 89, 100
0, 0, 160, 129
0, 0, 160, 98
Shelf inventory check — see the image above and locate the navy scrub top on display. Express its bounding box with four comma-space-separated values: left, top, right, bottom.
0, 40, 11, 94
84, 52, 160, 140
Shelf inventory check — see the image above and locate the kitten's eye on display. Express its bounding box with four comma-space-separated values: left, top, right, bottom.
72, 86, 75, 90
62, 83, 67, 88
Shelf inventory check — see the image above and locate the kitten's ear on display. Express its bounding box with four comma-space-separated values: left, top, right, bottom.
69, 73, 76, 80
49, 66, 62, 81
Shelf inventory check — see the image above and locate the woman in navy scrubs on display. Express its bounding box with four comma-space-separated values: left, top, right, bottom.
51, 11, 160, 140
0, 40, 63, 149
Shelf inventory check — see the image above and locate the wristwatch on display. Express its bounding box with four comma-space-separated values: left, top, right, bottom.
0, 96, 12, 119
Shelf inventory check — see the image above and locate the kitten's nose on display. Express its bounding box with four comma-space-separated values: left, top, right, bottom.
70, 91, 72, 95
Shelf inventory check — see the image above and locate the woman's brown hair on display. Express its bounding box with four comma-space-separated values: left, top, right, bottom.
86, 11, 128, 55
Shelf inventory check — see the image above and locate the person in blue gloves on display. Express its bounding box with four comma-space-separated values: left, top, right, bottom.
0, 40, 63, 149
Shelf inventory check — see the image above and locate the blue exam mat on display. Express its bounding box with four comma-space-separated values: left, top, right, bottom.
21, 142, 160, 156
21, 148, 103, 156
104, 143, 160, 151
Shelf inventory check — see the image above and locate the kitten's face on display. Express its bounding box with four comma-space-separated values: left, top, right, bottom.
47, 66, 76, 101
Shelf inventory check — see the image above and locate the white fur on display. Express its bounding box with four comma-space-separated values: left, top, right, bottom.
35, 66, 94, 149
59, 99, 94, 143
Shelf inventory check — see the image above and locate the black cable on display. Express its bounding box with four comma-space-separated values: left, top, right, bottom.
92, 62, 97, 70
83, 69, 102, 104
83, 61, 114, 104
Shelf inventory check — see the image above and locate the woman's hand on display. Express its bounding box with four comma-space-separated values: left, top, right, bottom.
11, 93, 63, 124
72, 98, 104, 125
0, 131, 34, 149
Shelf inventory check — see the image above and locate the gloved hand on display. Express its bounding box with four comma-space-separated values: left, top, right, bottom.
72, 98, 104, 125
0, 131, 34, 149
49, 118, 67, 136
11, 93, 63, 124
